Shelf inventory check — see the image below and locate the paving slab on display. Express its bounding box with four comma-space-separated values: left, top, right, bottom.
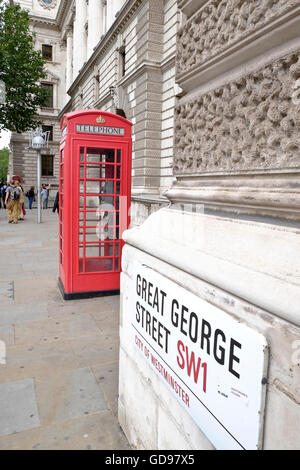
0, 340, 79, 384
92, 362, 119, 417
14, 316, 100, 346
70, 335, 119, 368
13, 277, 60, 305
93, 312, 120, 337
0, 378, 40, 436
0, 302, 49, 328
35, 367, 107, 425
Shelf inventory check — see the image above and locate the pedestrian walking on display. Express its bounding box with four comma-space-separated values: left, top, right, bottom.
5, 180, 21, 224
52, 191, 59, 214
14, 181, 25, 221
26, 186, 35, 209
45, 183, 51, 209
41, 185, 48, 209
1, 183, 7, 209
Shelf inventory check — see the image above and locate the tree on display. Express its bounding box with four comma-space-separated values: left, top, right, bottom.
0, 1, 49, 133
0, 146, 9, 181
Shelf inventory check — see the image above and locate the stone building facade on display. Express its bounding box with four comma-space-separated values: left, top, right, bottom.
118, 0, 300, 450
10, 0, 178, 216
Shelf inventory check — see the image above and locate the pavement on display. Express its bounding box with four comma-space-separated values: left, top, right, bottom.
0, 207, 130, 450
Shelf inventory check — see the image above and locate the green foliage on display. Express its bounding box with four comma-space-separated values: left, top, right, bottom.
0, 1, 49, 133
0, 146, 9, 181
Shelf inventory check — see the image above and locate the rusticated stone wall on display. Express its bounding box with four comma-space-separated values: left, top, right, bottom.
174, 51, 300, 174
176, 0, 300, 76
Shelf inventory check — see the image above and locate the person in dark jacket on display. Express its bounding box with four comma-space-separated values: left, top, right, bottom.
52, 191, 59, 214
26, 187, 35, 209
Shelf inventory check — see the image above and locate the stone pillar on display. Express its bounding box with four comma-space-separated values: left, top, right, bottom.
87, 0, 103, 57
66, 27, 73, 92
113, 0, 124, 15
73, 0, 87, 78
106, 0, 123, 30
102, 0, 107, 34
106, 0, 114, 31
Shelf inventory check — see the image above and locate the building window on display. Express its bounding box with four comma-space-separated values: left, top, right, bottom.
41, 83, 54, 108
42, 125, 53, 141
42, 155, 54, 176
42, 44, 53, 61
119, 45, 126, 78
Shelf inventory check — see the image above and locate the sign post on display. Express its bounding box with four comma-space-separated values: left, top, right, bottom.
28, 128, 50, 224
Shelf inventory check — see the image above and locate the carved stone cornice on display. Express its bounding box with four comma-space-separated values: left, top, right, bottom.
30, 15, 58, 29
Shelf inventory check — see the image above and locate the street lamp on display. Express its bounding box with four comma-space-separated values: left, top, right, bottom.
28, 127, 50, 224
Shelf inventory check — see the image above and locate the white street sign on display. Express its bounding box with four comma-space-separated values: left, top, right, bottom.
131, 262, 268, 450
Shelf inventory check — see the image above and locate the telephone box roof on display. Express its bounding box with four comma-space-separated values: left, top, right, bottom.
61, 110, 133, 129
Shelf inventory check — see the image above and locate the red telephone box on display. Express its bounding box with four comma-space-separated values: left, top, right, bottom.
58, 110, 132, 299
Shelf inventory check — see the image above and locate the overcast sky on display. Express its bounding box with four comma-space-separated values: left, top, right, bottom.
0, 130, 11, 149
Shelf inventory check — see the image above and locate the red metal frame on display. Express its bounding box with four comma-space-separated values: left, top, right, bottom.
59, 110, 132, 298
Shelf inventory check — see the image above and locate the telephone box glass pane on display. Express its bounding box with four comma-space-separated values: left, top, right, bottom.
86, 165, 106, 179
85, 211, 98, 222
86, 148, 115, 164
86, 196, 99, 209
85, 243, 114, 258
86, 180, 109, 194
85, 258, 113, 273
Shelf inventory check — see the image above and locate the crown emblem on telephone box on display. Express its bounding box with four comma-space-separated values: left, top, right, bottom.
96, 116, 106, 124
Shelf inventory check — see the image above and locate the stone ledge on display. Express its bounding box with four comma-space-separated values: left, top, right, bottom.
164, 174, 300, 221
